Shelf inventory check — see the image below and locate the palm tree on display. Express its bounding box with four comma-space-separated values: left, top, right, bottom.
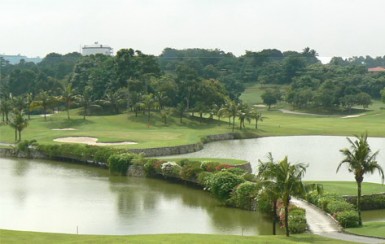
250, 108, 265, 129
219, 100, 241, 132
76, 86, 93, 120
141, 94, 157, 125
337, 133, 384, 226
35, 91, 52, 121
9, 110, 28, 141
257, 153, 307, 236
61, 83, 75, 119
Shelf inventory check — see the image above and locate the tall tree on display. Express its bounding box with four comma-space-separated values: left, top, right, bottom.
257, 153, 307, 236
9, 110, 28, 141
61, 83, 75, 119
337, 133, 384, 226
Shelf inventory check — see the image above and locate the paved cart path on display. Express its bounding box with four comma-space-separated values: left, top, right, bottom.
291, 198, 385, 243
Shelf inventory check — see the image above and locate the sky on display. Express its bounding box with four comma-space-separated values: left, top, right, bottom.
1, 0, 385, 60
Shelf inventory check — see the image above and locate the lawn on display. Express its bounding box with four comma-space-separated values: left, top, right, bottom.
345, 222, 385, 238
305, 181, 385, 196
1, 100, 384, 149
0, 230, 351, 244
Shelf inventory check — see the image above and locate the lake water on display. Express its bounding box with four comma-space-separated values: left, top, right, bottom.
166, 136, 385, 183
0, 158, 278, 235
1, 136, 384, 235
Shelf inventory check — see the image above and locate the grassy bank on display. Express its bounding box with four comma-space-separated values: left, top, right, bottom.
305, 181, 385, 196
0, 229, 351, 244
0, 101, 384, 149
345, 222, 385, 238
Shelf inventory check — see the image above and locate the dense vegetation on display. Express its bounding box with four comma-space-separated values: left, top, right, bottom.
1, 48, 385, 138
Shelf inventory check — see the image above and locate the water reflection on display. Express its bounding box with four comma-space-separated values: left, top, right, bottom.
0, 158, 275, 235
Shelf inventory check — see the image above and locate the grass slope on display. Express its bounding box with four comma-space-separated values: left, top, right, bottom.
0, 230, 351, 244
305, 181, 385, 196
345, 222, 385, 238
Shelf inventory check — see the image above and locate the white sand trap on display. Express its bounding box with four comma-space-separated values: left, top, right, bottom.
341, 114, 366, 119
54, 137, 137, 146
52, 128, 77, 131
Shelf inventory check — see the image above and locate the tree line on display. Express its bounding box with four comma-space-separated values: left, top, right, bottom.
1, 47, 385, 138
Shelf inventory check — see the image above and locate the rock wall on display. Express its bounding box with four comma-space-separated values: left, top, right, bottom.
128, 143, 204, 157
128, 133, 240, 157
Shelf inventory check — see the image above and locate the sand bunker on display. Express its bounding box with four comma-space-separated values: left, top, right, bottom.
54, 137, 137, 146
52, 128, 77, 131
341, 114, 366, 119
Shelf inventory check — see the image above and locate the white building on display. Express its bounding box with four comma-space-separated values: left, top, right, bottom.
82, 42, 113, 56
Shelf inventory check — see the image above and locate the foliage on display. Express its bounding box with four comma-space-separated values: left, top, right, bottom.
207, 171, 245, 201
197, 171, 213, 188
107, 153, 135, 175
143, 159, 166, 176
230, 181, 259, 210
337, 132, 384, 226
334, 210, 359, 228
200, 161, 220, 172
345, 193, 385, 210
287, 207, 307, 234
161, 161, 182, 178
180, 161, 203, 181
256, 153, 307, 236
326, 200, 355, 213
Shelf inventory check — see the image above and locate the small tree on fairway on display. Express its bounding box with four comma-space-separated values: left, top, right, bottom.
337, 132, 384, 226
9, 110, 28, 141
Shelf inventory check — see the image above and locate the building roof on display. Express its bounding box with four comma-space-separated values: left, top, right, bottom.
368, 66, 385, 72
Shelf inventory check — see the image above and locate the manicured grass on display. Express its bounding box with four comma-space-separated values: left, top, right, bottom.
345, 222, 385, 238
305, 181, 385, 196
158, 157, 248, 165
0, 229, 351, 244
1, 102, 384, 149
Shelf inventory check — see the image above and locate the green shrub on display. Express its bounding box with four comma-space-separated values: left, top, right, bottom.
201, 161, 220, 172
230, 182, 258, 210
335, 210, 359, 228
318, 193, 343, 211
288, 207, 307, 233
256, 193, 273, 214
215, 163, 234, 171
143, 159, 165, 176
108, 153, 134, 175
161, 161, 182, 178
345, 194, 385, 210
197, 171, 213, 188
226, 167, 246, 175
180, 161, 203, 181
93, 147, 118, 163
326, 200, 355, 214
208, 171, 245, 201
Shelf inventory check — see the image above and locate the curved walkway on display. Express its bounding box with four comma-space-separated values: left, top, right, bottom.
291, 198, 385, 243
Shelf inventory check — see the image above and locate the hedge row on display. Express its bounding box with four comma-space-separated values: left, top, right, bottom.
307, 191, 359, 228
344, 194, 385, 210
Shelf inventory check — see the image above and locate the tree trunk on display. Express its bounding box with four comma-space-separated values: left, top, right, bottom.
272, 200, 277, 235
18, 129, 21, 141
14, 128, 17, 141
357, 181, 362, 226
284, 199, 290, 237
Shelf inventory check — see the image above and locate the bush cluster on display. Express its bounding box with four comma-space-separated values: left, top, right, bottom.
229, 181, 258, 210
287, 207, 307, 233
345, 194, 385, 210
307, 190, 358, 228
107, 153, 135, 175
37, 143, 119, 164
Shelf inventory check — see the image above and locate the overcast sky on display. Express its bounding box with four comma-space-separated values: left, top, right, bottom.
1, 0, 384, 59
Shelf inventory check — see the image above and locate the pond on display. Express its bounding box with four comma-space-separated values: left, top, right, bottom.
166, 136, 385, 183
0, 158, 279, 235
